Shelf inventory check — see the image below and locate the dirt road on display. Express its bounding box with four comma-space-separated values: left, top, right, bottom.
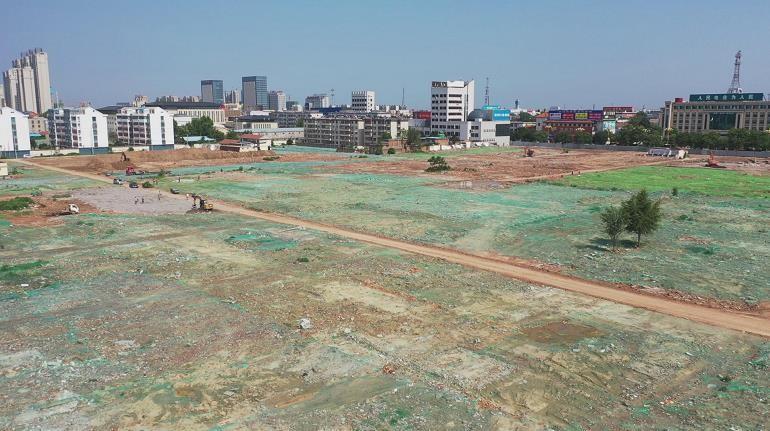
17, 159, 770, 337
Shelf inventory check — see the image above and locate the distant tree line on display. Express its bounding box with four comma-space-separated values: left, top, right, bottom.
511, 110, 770, 151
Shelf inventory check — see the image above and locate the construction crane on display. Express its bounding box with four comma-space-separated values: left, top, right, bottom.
727, 50, 742, 94
484, 77, 490, 106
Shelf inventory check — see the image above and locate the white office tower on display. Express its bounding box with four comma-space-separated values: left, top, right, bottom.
352, 90, 376, 112
48, 107, 108, 149
430, 80, 475, 137
2, 48, 52, 113
0, 107, 31, 153
116, 106, 174, 146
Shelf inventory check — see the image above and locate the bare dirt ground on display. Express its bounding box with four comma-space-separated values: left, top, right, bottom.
679, 154, 770, 175
30, 148, 362, 175
0, 195, 100, 227
16, 159, 770, 338
329, 148, 675, 182
32, 148, 280, 173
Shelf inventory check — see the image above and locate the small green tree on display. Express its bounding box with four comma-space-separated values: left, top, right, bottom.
425, 156, 450, 172
621, 189, 662, 247
601, 206, 627, 251
225, 130, 239, 140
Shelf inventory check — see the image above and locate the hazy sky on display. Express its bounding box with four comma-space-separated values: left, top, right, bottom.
3, 0, 769, 110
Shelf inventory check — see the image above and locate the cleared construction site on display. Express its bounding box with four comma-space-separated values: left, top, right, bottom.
1, 147, 769, 429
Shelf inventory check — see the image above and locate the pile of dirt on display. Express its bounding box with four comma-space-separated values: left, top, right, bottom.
0, 195, 100, 226
35, 148, 277, 173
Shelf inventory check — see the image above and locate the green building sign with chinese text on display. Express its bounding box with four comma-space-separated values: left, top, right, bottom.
689, 93, 764, 102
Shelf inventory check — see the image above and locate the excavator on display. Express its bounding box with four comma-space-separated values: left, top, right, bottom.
705, 151, 726, 168
191, 194, 214, 211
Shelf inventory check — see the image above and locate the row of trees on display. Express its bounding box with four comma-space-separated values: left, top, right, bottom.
668, 129, 770, 151
174, 117, 226, 142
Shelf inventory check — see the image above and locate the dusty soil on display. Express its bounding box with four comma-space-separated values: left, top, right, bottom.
16, 159, 770, 338
71, 187, 193, 215
0, 195, 100, 227
329, 149, 672, 182
32, 148, 281, 173
679, 155, 770, 175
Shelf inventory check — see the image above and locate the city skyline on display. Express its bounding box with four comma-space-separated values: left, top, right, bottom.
2, 0, 770, 110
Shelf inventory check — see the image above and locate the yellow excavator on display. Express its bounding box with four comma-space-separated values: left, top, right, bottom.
191, 194, 214, 211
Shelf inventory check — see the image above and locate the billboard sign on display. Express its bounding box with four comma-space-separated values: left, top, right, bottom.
548, 110, 602, 121
689, 93, 764, 102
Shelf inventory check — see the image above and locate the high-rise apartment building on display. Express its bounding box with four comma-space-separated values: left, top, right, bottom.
430, 80, 475, 137
352, 90, 376, 112
268, 90, 287, 111
116, 107, 174, 147
47, 107, 108, 149
0, 107, 32, 156
132, 95, 148, 107
225, 89, 241, 104
2, 48, 52, 114
201, 80, 224, 104
242, 76, 268, 112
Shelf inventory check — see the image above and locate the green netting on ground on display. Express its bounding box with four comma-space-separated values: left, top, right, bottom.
0, 210, 767, 429
155, 168, 770, 302
553, 165, 770, 198
0, 163, 101, 196
275, 145, 342, 154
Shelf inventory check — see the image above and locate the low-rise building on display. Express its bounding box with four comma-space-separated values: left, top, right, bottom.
460, 105, 511, 146
362, 116, 409, 151
144, 101, 226, 126
660, 93, 769, 133
230, 115, 278, 131
303, 116, 363, 150
0, 107, 31, 157
47, 107, 108, 150
116, 106, 174, 147
303, 115, 409, 152
27, 113, 48, 135
269, 110, 322, 128
540, 109, 602, 138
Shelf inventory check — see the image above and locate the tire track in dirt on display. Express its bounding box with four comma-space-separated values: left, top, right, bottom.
16, 159, 770, 338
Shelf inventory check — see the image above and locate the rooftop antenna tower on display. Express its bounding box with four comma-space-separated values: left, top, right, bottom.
401, 87, 405, 107
484, 77, 490, 105
727, 50, 743, 94
329, 88, 335, 106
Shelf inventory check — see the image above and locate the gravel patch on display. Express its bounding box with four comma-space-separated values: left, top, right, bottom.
71, 187, 192, 214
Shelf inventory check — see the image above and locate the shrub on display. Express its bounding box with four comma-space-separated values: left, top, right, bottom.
387, 148, 396, 154
425, 156, 450, 172
0, 197, 34, 211
142, 181, 154, 188
263, 156, 280, 161
672, 187, 679, 196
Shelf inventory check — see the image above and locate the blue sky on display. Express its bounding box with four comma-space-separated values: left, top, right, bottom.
3, 0, 769, 110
